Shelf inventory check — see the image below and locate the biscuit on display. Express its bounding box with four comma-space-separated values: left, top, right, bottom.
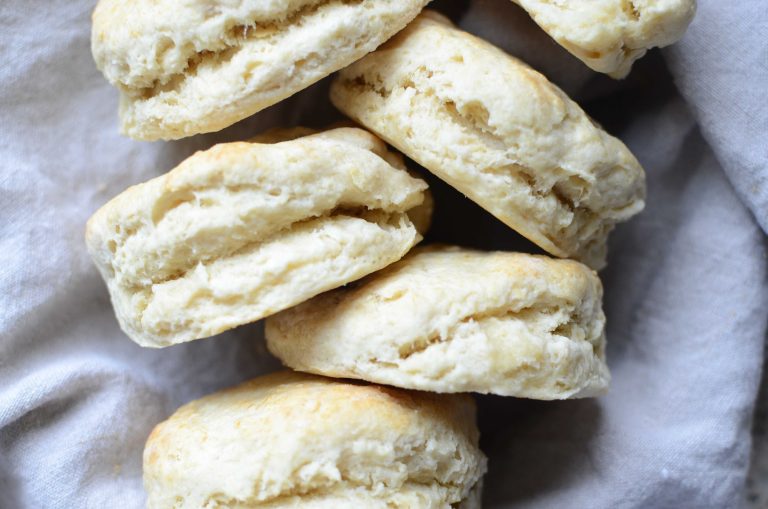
330, 12, 646, 269
512, 0, 696, 78
266, 246, 609, 399
143, 370, 487, 509
86, 128, 430, 347
250, 126, 435, 233
91, 0, 430, 140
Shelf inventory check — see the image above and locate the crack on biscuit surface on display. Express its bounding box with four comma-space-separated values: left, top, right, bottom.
111, 175, 418, 289
125, 207, 407, 292
622, 0, 642, 21
130, 0, 365, 99
395, 303, 589, 362
122, 207, 417, 343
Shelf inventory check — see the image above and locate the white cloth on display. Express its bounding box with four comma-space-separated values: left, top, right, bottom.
1, 1, 766, 508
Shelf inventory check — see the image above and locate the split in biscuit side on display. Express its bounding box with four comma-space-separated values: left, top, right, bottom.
86, 128, 430, 347
331, 11, 646, 269
266, 246, 610, 400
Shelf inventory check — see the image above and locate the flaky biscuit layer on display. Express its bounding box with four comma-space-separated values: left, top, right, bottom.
86, 128, 429, 347
331, 12, 646, 269
91, 0, 430, 140
267, 246, 609, 399
513, 0, 696, 78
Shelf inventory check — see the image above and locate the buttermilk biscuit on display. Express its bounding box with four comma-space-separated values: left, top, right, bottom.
331, 12, 646, 269
91, 0, 430, 140
512, 0, 696, 78
249, 126, 435, 234
144, 371, 487, 509
86, 128, 430, 347
266, 246, 609, 399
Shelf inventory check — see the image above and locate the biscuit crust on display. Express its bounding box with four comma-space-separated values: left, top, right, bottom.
86, 128, 429, 347
331, 12, 646, 269
91, 0, 430, 140
513, 0, 696, 78
143, 371, 487, 508
266, 246, 609, 399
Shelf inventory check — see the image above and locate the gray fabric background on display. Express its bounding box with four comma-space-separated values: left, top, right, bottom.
1, 0, 766, 508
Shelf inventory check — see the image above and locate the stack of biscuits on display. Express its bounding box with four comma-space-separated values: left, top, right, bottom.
87, 1, 695, 507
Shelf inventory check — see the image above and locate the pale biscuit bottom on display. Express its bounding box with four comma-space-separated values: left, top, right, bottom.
266, 246, 609, 399
143, 371, 487, 509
